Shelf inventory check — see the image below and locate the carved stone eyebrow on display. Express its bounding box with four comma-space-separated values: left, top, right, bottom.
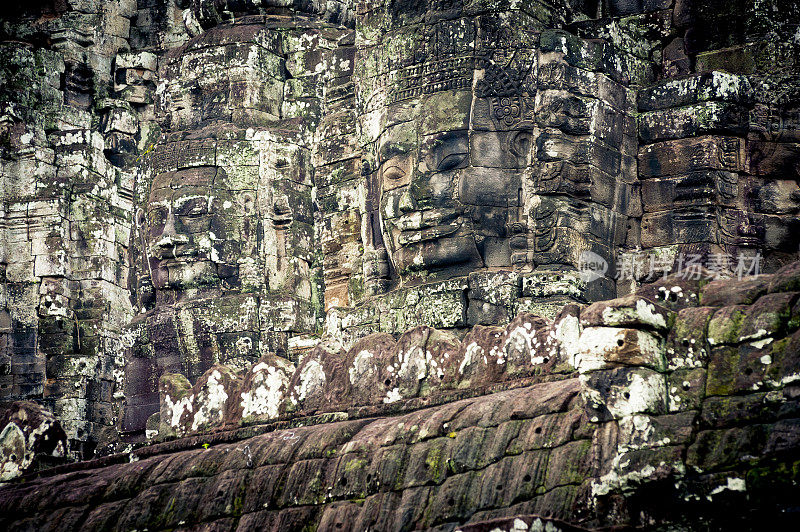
146, 199, 172, 209
436, 130, 468, 144
173, 194, 213, 208
378, 141, 411, 164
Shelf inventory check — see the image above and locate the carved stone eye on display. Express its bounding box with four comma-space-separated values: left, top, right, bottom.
179, 200, 207, 216
437, 152, 467, 171
382, 165, 406, 180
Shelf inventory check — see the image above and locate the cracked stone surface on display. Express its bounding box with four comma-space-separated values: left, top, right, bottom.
0, 0, 799, 529
1, 261, 799, 529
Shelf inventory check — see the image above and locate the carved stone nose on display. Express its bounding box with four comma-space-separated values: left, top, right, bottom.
162, 208, 177, 235
152, 210, 189, 251
398, 188, 417, 213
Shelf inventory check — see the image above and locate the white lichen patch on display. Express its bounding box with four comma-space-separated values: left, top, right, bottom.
574, 328, 617, 373
289, 359, 326, 407
575, 327, 665, 373
600, 299, 667, 329
618, 414, 654, 450
383, 387, 402, 404
606, 371, 668, 419
489, 344, 504, 365
164, 393, 194, 432
636, 299, 667, 328
349, 350, 375, 384
766, 372, 800, 388
740, 328, 769, 343
503, 320, 544, 367
708, 477, 746, 499
235, 336, 253, 356
668, 385, 683, 413
555, 315, 581, 367
241, 364, 290, 420
460, 342, 483, 375
191, 370, 229, 432
0, 424, 27, 481
636, 330, 667, 370
397, 346, 427, 383
667, 342, 705, 370
618, 415, 672, 452
750, 338, 773, 349
591, 453, 686, 499
574, 327, 623, 373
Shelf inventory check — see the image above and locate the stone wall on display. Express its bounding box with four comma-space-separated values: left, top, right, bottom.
0, 0, 142, 457
0, 0, 798, 502
0, 261, 798, 530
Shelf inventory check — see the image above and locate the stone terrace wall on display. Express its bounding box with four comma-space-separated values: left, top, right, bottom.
0, 0, 798, 489
1, 261, 798, 530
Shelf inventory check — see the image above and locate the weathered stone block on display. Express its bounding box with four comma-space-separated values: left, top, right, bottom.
0, 401, 67, 481
639, 136, 745, 178
640, 170, 738, 214
668, 367, 706, 412
687, 424, 769, 471
582, 366, 668, 425
707, 305, 749, 347
639, 102, 749, 143
637, 72, 752, 112
575, 327, 666, 372
581, 294, 675, 332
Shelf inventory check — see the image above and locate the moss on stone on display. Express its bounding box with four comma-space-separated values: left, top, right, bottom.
707, 307, 747, 346
705, 347, 741, 396
425, 443, 446, 483
348, 273, 365, 304
344, 457, 367, 474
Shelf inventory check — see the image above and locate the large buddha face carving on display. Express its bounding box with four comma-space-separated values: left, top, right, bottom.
363, 11, 536, 283
145, 166, 245, 293
377, 97, 478, 276
377, 100, 533, 278
122, 15, 332, 434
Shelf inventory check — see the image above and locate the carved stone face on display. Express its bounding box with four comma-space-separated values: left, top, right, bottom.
363, 12, 537, 282
377, 97, 479, 277
146, 166, 239, 292
376, 102, 534, 279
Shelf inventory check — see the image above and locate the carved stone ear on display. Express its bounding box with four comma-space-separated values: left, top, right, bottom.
361, 158, 372, 176
508, 130, 532, 160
